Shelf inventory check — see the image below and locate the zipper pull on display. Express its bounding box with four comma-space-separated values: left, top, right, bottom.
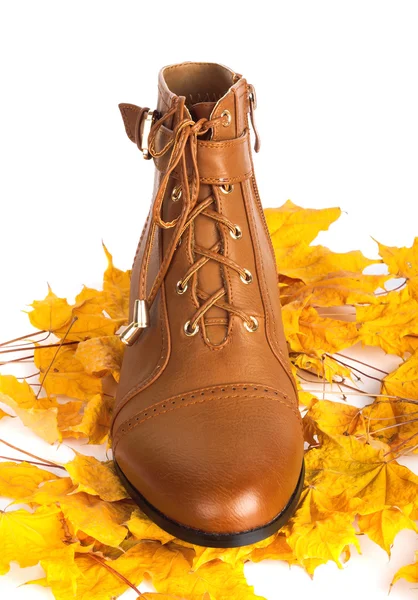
248, 84, 261, 153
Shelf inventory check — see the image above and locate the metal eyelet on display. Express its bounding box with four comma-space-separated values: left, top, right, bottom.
244, 316, 259, 333
176, 280, 188, 294
220, 184, 234, 195
221, 109, 231, 126
230, 225, 242, 240
184, 320, 199, 337
171, 185, 182, 202
240, 268, 253, 284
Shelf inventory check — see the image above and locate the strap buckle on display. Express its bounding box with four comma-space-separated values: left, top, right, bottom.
141, 109, 158, 160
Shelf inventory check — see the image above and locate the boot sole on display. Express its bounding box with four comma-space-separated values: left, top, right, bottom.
114, 459, 305, 548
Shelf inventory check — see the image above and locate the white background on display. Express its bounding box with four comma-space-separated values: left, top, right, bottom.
0, 1, 418, 598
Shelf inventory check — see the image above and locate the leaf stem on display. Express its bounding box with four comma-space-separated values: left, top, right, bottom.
0, 340, 77, 355
36, 316, 78, 399
0, 439, 66, 470
0, 355, 35, 366
299, 388, 418, 405
334, 351, 390, 375
87, 553, 142, 596
0, 330, 47, 348
324, 353, 384, 383
0, 455, 62, 469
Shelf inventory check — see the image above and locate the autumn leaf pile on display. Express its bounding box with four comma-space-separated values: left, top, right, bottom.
0, 201, 417, 599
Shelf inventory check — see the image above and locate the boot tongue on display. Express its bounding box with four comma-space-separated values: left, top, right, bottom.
188, 99, 230, 346
189, 101, 217, 121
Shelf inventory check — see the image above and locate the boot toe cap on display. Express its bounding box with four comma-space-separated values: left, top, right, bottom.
114, 385, 304, 540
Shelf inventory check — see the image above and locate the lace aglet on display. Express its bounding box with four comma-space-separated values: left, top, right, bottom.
119, 299, 150, 346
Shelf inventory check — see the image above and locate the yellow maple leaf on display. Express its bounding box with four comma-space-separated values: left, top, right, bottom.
284, 303, 358, 356
361, 399, 400, 445
285, 488, 360, 571
357, 287, 418, 356
377, 237, 418, 298
27, 285, 73, 332
382, 349, 418, 400
249, 533, 297, 565
152, 545, 264, 600
294, 353, 353, 384
40, 542, 94, 596
126, 507, 176, 545
141, 595, 190, 600
27, 546, 146, 600
190, 534, 274, 571
34, 345, 102, 401
391, 552, 418, 589
75, 335, 125, 382
59, 492, 131, 547
102, 243, 131, 321
357, 507, 417, 555
68, 394, 114, 444
57, 285, 125, 341
17, 471, 131, 547
57, 400, 84, 436
0, 407, 12, 419
21, 476, 76, 505
30, 541, 262, 600
266, 202, 379, 286
308, 399, 364, 438
65, 454, 129, 502
281, 271, 390, 307
0, 374, 60, 443
0, 461, 56, 500
305, 435, 418, 514
287, 511, 360, 572
0, 373, 47, 408
0, 505, 66, 575
28, 282, 125, 341
276, 243, 379, 284
265, 200, 341, 248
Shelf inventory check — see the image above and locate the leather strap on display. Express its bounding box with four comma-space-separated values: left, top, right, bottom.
119, 103, 253, 184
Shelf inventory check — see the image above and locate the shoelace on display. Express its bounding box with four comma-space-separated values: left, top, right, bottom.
120, 100, 258, 346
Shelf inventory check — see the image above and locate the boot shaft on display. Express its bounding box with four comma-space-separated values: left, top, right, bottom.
113, 61, 296, 429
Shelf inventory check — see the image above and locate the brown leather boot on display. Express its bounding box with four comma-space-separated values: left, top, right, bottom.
111, 61, 304, 548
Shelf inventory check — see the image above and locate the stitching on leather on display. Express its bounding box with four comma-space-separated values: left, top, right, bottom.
164, 62, 228, 71
245, 178, 279, 352
198, 136, 248, 149
140, 223, 155, 296
149, 224, 182, 301
219, 185, 234, 340
146, 383, 293, 414
115, 382, 293, 434
132, 210, 151, 270
113, 384, 302, 447
114, 276, 170, 425
200, 172, 253, 184
199, 199, 232, 352
205, 318, 228, 325
157, 85, 171, 109
244, 177, 298, 399
156, 127, 173, 144
156, 130, 249, 150
114, 394, 302, 449
120, 105, 138, 142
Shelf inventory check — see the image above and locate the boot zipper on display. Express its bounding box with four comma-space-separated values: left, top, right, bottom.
248, 83, 261, 153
